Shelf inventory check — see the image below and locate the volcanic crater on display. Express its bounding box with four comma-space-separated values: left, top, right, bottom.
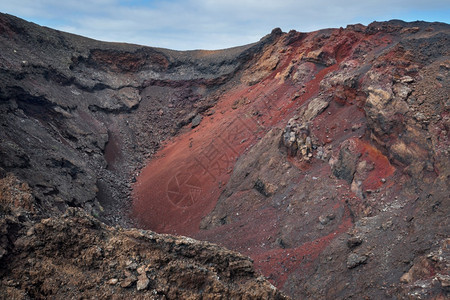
0, 13, 449, 299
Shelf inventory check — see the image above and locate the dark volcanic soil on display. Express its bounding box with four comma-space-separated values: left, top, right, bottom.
0, 13, 449, 299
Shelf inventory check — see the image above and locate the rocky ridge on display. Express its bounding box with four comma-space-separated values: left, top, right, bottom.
0, 174, 285, 299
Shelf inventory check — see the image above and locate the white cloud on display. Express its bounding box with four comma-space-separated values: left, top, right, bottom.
0, 0, 449, 50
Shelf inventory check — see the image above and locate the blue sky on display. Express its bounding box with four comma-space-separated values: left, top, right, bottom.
0, 0, 449, 50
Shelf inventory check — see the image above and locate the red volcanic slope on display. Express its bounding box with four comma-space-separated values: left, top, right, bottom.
133, 27, 388, 281
132, 24, 441, 294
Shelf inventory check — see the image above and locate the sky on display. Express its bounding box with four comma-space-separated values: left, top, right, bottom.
0, 0, 449, 50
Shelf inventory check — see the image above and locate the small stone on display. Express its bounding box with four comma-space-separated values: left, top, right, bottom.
351, 123, 362, 131
400, 76, 414, 84
347, 253, 367, 269
108, 261, 118, 268
191, 114, 202, 128
275, 238, 286, 249
205, 109, 215, 116
393, 84, 412, 100
26, 227, 35, 236
427, 250, 442, 262
400, 272, 412, 283
120, 275, 137, 288
108, 278, 118, 285
407, 96, 416, 105
136, 275, 150, 291
381, 220, 393, 230
414, 112, 427, 122
436, 74, 444, 82
347, 236, 363, 249
137, 265, 146, 275
436, 274, 450, 287
158, 109, 164, 116
41, 218, 53, 226
319, 214, 335, 225
381, 178, 386, 183
126, 262, 138, 270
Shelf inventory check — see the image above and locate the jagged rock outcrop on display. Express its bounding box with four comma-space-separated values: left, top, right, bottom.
187, 20, 449, 299
0, 175, 286, 299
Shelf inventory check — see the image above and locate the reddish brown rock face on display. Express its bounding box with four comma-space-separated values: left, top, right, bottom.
132, 22, 450, 298
0, 13, 448, 300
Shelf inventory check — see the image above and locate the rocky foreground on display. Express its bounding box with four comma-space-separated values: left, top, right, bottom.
0, 13, 449, 299
1, 176, 283, 299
